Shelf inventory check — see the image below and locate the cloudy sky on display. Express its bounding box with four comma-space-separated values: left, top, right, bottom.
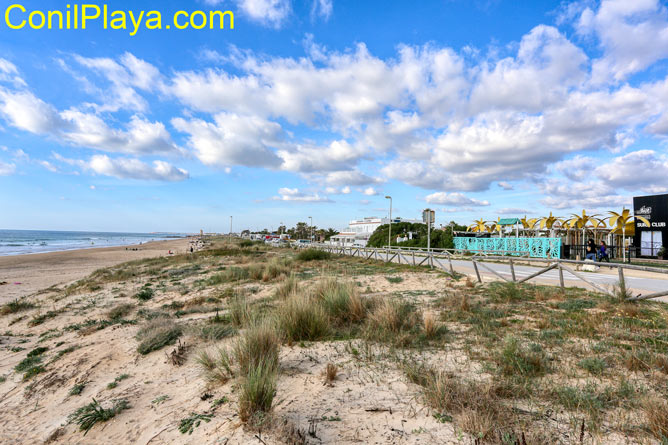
1, 0, 668, 233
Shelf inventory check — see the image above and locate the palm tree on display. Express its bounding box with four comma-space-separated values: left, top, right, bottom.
607, 209, 650, 262
538, 212, 564, 237
520, 215, 538, 236
467, 218, 489, 233
566, 210, 605, 248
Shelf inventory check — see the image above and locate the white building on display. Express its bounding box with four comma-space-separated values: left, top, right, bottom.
330, 216, 423, 247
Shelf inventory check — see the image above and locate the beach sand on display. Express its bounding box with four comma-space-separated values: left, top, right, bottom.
0, 238, 191, 303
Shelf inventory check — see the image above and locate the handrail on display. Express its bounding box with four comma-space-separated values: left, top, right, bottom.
308, 243, 668, 301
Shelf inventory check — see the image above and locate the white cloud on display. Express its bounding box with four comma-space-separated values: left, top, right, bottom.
61, 112, 183, 156
0, 160, 16, 175
311, 0, 333, 21
72, 53, 162, 112
496, 208, 532, 215
362, 187, 378, 196
83, 155, 189, 181
577, 0, 668, 83
172, 112, 283, 168
236, 0, 291, 28
0, 89, 63, 134
425, 192, 490, 206
273, 187, 332, 202
498, 181, 513, 190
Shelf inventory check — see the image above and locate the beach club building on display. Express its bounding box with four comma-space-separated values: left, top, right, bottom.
633, 193, 667, 258
330, 216, 422, 247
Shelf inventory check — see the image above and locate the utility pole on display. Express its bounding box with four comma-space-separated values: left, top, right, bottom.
385, 195, 392, 248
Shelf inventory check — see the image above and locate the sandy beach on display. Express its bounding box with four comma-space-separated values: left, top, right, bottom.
0, 238, 191, 303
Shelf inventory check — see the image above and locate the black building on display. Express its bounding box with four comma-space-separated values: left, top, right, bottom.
633, 194, 667, 258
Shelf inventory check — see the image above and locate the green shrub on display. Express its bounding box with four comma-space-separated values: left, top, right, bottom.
69, 382, 87, 396
577, 357, 608, 376
297, 249, 331, 261
136, 319, 182, 355
179, 412, 213, 434
133, 286, 154, 301
27, 346, 48, 357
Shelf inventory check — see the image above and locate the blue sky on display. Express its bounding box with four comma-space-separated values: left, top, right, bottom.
2, 0, 668, 233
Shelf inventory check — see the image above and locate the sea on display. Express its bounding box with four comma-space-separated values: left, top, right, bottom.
0, 229, 187, 256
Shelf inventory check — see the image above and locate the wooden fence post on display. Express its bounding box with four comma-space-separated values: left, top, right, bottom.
473, 260, 482, 283
618, 267, 626, 291
558, 263, 564, 291
509, 259, 516, 282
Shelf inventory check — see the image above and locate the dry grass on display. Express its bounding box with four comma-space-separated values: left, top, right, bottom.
136, 318, 182, 355
274, 273, 299, 299
323, 363, 338, 384
423, 311, 437, 338
643, 397, 668, 441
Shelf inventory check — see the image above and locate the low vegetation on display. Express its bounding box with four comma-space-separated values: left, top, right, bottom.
69, 398, 130, 435
136, 318, 183, 355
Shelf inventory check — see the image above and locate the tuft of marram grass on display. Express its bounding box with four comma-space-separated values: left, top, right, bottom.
276, 293, 329, 342
262, 256, 292, 281
136, 318, 182, 355
0, 299, 36, 316
238, 358, 278, 424
228, 293, 251, 328
274, 273, 299, 299
234, 319, 280, 376
196, 347, 234, 385
312, 278, 367, 325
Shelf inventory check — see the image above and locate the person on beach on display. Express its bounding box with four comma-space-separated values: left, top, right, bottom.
585, 239, 597, 261
598, 241, 610, 262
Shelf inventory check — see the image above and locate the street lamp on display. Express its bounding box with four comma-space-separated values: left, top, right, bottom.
385, 195, 392, 248
229, 216, 233, 241
309, 216, 313, 242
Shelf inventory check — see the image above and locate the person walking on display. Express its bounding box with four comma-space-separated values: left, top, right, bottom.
598, 241, 610, 262
585, 239, 597, 261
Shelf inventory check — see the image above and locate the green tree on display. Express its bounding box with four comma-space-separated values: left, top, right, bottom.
367, 221, 466, 249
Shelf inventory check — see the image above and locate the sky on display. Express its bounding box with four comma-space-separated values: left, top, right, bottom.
1, 0, 668, 233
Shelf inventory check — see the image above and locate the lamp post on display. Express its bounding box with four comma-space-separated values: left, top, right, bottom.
385, 195, 392, 249
229, 216, 233, 241
309, 216, 313, 243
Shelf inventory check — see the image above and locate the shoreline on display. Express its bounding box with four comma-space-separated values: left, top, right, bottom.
0, 237, 193, 303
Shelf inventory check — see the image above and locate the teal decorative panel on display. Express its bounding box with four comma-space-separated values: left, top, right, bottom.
453, 237, 561, 259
